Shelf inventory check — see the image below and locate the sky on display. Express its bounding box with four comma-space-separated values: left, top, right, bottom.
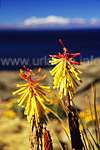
0, 0, 100, 29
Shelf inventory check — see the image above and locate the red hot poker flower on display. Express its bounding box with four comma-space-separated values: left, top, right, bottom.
49, 39, 83, 100
13, 66, 51, 127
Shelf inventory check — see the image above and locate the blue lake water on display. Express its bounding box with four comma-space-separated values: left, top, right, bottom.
0, 29, 100, 70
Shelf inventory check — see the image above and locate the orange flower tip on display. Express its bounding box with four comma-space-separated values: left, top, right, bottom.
23, 65, 26, 69
20, 69, 23, 73
49, 55, 52, 57
42, 74, 47, 79
41, 74, 46, 80
59, 39, 67, 48
59, 39, 64, 46
32, 68, 41, 76
49, 54, 56, 58
19, 74, 25, 79
36, 68, 41, 74
23, 65, 30, 72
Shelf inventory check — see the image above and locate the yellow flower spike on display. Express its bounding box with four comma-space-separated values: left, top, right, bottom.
12, 86, 27, 95
17, 88, 29, 103
18, 87, 29, 95
13, 65, 51, 127
17, 83, 30, 87
24, 93, 32, 115
49, 39, 82, 100
18, 91, 29, 107
22, 96, 28, 108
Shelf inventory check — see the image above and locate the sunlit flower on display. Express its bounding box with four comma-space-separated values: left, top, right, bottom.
79, 109, 99, 124
49, 39, 82, 99
7, 100, 13, 109
79, 125, 83, 131
13, 66, 51, 127
85, 116, 94, 123
4, 110, 16, 118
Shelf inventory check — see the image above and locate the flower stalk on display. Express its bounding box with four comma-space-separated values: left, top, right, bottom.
49, 39, 83, 150
13, 66, 51, 149
12, 39, 86, 149
44, 127, 53, 150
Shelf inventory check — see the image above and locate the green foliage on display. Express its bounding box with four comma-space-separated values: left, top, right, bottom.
46, 103, 66, 119
11, 103, 26, 118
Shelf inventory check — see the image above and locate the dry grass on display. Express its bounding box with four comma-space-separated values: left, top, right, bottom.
0, 117, 30, 150
0, 100, 69, 150
0, 100, 30, 150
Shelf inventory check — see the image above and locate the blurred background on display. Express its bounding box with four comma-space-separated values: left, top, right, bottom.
0, 0, 100, 149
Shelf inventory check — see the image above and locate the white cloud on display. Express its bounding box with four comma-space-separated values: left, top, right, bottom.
0, 16, 100, 30
24, 16, 88, 27
72, 18, 85, 24
24, 15, 71, 26
23, 15, 100, 29
90, 18, 98, 24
